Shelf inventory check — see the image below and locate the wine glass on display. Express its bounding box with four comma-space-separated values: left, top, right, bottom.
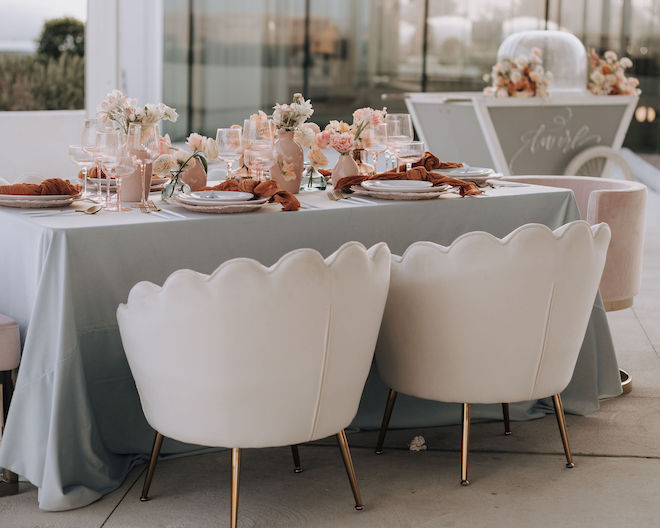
385, 114, 414, 171
82, 118, 104, 200
128, 123, 160, 209
68, 146, 95, 199
244, 146, 275, 181
243, 118, 274, 148
216, 128, 242, 179
363, 123, 388, 174
394, 141, 425, 172
96, 129, 123, 207
106, 152, 135, 212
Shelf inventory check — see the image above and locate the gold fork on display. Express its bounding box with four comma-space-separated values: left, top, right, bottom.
148, 200, 161, 212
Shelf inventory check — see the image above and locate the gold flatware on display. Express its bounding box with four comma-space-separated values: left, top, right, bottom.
75, 204, 104, 214
327, 189, 347, 201
148, 200, 161, 212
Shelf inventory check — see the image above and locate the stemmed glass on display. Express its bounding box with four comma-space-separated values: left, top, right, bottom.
68, 146, 95, 198
216, 128, 242, 179
385, 114, 414, 171
244, 148, 275, 181
363, 123, 388, 174
82, 118, 103, 201
96, 129, 123, 208
394, 141, 425, 172
127, 123, 160, 210
243, 118, 274, 181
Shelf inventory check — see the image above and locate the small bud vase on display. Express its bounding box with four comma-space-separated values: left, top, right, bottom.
331, 152, 360, 187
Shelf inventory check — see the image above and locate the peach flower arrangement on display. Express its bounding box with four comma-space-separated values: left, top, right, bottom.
483, 48, 551, 98
588, 50, 641, 96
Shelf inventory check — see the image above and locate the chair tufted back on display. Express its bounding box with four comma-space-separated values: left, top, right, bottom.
117, 242, 391, 448
375, 221, 610, 404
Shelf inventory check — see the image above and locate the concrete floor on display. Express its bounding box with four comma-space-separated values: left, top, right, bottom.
2, 190, 659, 528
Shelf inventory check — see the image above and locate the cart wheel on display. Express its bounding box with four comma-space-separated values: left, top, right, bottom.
564, 146, 634, 180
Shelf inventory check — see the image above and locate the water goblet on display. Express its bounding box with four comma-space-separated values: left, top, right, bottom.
96, 129, 122, 206
216, 128, 242, 179
385, 114, 414, 170
244, 146, 275, 181
363, 123, 388, 174
68, 146, 95, 198
395, 141, 425, 172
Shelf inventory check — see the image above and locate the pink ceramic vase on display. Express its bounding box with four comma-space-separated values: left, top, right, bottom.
270, 131, 304, 194
180, 158, 207, 191
331, 152, 360, 187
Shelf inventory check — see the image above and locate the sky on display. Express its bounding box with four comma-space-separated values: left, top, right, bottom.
0, 0, 86, 43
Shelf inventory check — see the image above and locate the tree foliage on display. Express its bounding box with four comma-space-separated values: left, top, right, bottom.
36, 17, 85, 60
0, 53, 85, 110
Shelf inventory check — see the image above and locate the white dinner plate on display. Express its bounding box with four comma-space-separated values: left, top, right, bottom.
361, 180, 436, 193
437, 166, 494, 178
176, 194, 269, 207
189, 190, 254, 202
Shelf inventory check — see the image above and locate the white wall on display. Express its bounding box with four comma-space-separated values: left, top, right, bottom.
0, 110, 86, 183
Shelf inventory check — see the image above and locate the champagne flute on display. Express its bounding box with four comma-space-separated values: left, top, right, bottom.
363, 123, 388, 174
128, 123, 160, 209
216, 128, 242, 179
395, 141, 425, 172
68, 146, 95, 198
385, 114, 414, 171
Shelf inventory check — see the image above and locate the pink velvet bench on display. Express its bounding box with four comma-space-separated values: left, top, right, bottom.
0, 313, 21, 496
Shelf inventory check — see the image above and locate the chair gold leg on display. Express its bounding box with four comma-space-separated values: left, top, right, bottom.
502, 403, 511, 435
552, 394, 575, 468
337, 430, 364, 511
461, 403, 470, 486
290, 445, 302, 473
231, 448, 240, 528
140, 432, 164, 501
375, 389, 398, 455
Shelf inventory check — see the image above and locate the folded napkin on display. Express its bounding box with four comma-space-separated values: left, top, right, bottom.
202, 179, 300, 211
334, 152, 483, 197
81, 166, 112, 179
0, 178, 81, 196
398, 152, 463, 173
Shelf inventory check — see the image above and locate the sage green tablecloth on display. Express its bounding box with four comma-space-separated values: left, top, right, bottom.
0, 185, 621, 510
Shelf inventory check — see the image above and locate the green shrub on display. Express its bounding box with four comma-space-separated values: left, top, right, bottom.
0, 52, 85, 111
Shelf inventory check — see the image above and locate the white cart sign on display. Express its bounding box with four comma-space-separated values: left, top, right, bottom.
406, 92, 638, 176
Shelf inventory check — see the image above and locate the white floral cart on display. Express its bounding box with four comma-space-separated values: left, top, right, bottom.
406, 31, 639, 179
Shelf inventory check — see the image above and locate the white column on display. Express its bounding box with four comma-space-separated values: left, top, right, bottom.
86, 0, 119, 116
86, 0, 164, 115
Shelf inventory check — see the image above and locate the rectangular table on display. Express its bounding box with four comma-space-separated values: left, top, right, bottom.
0, 184, 622, 510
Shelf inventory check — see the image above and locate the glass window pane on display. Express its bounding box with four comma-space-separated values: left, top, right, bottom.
0, 1, 86, 111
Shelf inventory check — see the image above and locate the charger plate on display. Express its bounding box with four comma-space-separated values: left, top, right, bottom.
350, 186, 458, 201
0, 193, 82, 208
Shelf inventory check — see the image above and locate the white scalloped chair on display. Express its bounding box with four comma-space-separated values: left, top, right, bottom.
117, 242, 391, 527
374, 221, 611, 485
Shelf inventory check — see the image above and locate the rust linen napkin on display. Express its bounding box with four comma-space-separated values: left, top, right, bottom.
201, 179, 300, 212
0, 178, 81, 196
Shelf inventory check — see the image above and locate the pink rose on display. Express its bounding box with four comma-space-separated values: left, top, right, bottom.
186, 133, 204, 152
316, 130, 332, 149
